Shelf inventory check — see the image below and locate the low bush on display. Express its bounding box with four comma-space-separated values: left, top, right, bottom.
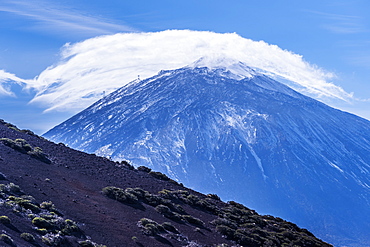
0, 215, 11, 224
143, 193, 166, 206
79, 240, 95, 247
207, 193, 221, 200
138, 218, 165, 236
6, 196, 41, 213
137, 166, 151, 173
32, 217, 54, 229
61, 219, 81, 236
215, 224, 235, 237
0, 138, 51, 164
40, 201, 58, 213
7, 183, 22, 195
211, 218, 237, 229
36, 228, 48, 235
20, 232, 35, 242
161, 222, 178, 233
28, 147, 51, 164
0, 234, 15, 246
182, 215, 204, 226
119, 160, 135, 170
102, 186, 138, 204
149, 171, 170, 181
155, 204, 172, 215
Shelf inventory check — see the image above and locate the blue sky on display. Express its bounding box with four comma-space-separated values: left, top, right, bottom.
1, 0, 370, 133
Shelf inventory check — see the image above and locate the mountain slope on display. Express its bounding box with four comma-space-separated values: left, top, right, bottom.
44, 60, 370, 246
0, 120, 331, 246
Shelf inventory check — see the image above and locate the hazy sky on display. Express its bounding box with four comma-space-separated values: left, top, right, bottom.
1, 0, 370, 133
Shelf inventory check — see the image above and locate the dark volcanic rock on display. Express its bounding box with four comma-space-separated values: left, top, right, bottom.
0, 119, 331, 246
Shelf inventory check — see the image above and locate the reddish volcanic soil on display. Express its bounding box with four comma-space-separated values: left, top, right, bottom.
0, 121, 233, 247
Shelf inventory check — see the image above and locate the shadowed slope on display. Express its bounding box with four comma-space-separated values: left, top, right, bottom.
0, 119, 330, 246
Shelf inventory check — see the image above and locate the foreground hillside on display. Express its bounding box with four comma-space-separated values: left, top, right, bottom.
0, 119, 331, 247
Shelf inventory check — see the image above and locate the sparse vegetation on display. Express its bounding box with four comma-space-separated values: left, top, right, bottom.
102, 184, 329, 246
137, 166, 151, 173
161, 222, 178, 233
0, 138, 51, 164
0, 233, 15, 246
0, 181, 106, 246
118, 160, 135, 170
0, 119, 333, 247
0, 215, 11, 224
138, 218, 165, 236
207, 193, 221, 201
20, 232, 35, 242
182, 214, 204, 226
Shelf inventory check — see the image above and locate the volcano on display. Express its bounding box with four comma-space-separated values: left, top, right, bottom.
44, 58, 370, 246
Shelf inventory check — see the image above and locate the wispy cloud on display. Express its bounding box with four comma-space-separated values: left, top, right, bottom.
24, 30, 351, 113
0, 69, 27, 96
0, 0, 137, 37
310, 10, 367, 34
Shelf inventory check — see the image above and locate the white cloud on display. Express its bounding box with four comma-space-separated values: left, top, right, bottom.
0, 69, 27, 96
309, 11, 366, 34
0, 0, 136, 37
27, 30, 352, 112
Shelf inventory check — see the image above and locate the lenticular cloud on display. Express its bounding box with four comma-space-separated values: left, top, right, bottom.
28, 30, 351, 112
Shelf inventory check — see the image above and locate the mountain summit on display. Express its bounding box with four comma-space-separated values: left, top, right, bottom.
44, 58, 370, 246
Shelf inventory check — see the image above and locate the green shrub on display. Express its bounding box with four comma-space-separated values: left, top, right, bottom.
8, 183, 22, 195
61, 219, 81, 236
40, 201, 56, 211
28, 147, 51, 164
0, 234, 16, 246
143, 193, 166, 206
149, 171, 170, 181
128, 187, 147, 199
182, 215, 204, 226
197, 199, 218, 213
20, 232, 35, 242
7, 196, 41, 213
137, 166, 151, 173
124, 191, 139, 204
155, 204, 172, 215
102, 186, 138, 204
207, 193, 221, 200
0, 234, 15, 246
158, 189, 173, 198
0, 138, 26, 153
215, 224, 235, 237
184, 194, 200, 205
41, 233, 64, 246
0, 138, 51, 164
235, 232, 261, 247
32, 217, 53, 229
36, 228, 48, 235
228, 200, 249, 210
138, 218, 165, 236
79, 240, 95, 247
0, 215, 11, 224
211, 218, 237, 229
166, 212, 184, 222
19, 199, 40, 213
120, 160, 135, 170
161, 222, 178, 233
